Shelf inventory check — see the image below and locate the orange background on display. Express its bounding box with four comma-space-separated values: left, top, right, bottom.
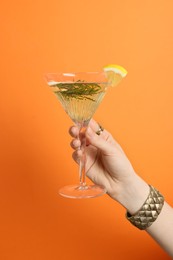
0, 0, 173, 259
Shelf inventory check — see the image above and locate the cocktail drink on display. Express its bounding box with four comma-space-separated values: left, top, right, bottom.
45, 66, 127, 198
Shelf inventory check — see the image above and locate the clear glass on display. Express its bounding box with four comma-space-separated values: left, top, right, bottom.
45, 72, 109, 199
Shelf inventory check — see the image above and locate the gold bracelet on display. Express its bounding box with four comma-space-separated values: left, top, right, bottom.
126, 185, 164, 230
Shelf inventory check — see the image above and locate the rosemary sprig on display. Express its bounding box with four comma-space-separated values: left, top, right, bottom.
52, 80, 102, 101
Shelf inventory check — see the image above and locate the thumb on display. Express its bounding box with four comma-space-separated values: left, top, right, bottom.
85, 126, 114, 155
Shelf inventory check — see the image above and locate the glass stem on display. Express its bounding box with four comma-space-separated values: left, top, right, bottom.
78, 123, 87, 188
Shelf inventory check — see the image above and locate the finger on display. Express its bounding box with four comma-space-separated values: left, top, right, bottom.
72, 150, 82, 164
89, 119, 103, 132
89, 119, 109, 140
70, 139, 81, 150
85, 126, 115, 155
69, 126, 79, 137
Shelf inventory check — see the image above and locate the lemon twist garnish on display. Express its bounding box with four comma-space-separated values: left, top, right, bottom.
103, 64, 128, 87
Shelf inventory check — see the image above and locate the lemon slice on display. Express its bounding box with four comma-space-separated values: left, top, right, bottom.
103, 64, 127, 87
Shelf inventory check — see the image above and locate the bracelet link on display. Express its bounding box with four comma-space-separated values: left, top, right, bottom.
126, 185, 164, 230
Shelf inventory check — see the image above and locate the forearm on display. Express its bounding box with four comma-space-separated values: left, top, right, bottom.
113, 174, 173, 257
146, 202, 173, 257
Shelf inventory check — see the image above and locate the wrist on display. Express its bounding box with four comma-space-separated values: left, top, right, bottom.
111, 173, 150, 214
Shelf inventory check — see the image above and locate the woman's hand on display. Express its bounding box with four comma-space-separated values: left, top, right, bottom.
69, 119, 149, 212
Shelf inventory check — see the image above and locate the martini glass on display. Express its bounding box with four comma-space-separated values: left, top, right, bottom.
45, 72, 109, 199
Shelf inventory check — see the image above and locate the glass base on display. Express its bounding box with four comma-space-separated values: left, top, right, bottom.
59, 184, 106, 199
